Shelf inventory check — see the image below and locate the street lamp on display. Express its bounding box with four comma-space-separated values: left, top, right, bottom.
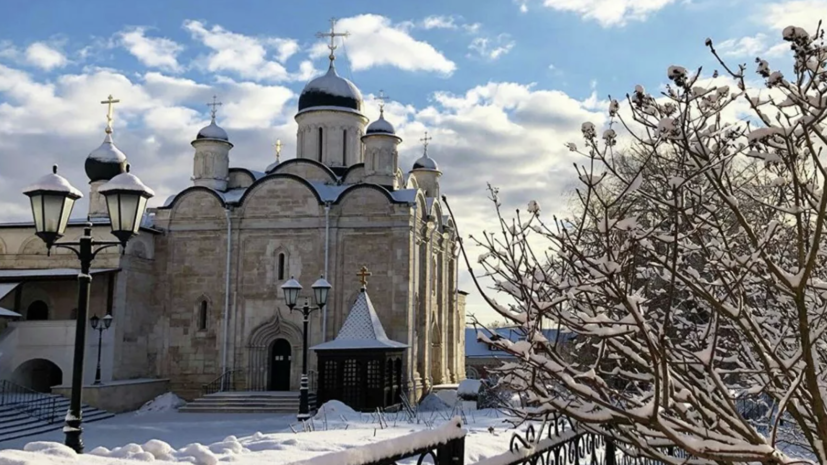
89, 314, 113, 385
23, 164, 154, 453
280, 275, 331, 421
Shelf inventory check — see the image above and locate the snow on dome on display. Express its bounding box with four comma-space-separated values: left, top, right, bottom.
98, 165, 155, 198
413, 154, 439, 171
298, 64, 363, 112
366, 113, 396, 135
196, 120, 230, 142
23, 165, 83, 198
86, 133, 128, 183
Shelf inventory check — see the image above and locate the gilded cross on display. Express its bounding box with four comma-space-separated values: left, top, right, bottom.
356, 266, 372, 287
100, 95, 120, 134
377, 89, 389, 114
420, 131, 433, 156
316, 18, 350, 63
274, 139, 282, 163
207, 95, 222, 121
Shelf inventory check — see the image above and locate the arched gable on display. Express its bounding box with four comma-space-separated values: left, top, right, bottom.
167, 188, 228, 223
414, 191, 427, 223
334, 184, 396, 215
247, 315, 303, 349
228, 168, 257, 189
239, 174, 323, 218
268, 158, 338, 184
18, 236, 50, 255
406, 174, 419, 190
0, 236, 7, 254
342, 163, 365, 185
430, 200, 445, 231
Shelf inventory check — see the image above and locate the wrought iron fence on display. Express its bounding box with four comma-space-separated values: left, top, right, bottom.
0, 379, 58, 424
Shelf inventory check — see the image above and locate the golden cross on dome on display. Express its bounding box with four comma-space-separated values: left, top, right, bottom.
420, 131, 433, 156
376, 89, 389, 114
316, 17, 350, 64
100, 94, 120, 135
274, 139, 282, 163
207, 95, 222, 121
356, 266, 372, 287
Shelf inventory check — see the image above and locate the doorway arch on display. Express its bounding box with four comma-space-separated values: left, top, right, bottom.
269, 338, 292, 391
13, 358, 62, 392
26, 300, 49, 321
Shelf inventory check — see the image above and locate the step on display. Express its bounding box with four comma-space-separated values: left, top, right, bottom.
178, 405, 309, 414
0, 412, 114, 443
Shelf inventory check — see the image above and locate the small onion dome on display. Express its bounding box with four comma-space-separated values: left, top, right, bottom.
413, 153, 439, 171
23, 165, 84, 198
298, 64, 363, 112
196, 119, 230, 142
86, 133, 128, 183
366, 113, 396, 135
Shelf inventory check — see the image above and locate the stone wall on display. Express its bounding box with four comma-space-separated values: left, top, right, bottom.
52, 378, 169, 413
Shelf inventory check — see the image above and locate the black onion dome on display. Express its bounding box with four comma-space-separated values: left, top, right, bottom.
413, 154, 439, 171
196, 120, 229, 141
298, 65, 363, 112
85, 133, 127, 182
366, 113, 396, 135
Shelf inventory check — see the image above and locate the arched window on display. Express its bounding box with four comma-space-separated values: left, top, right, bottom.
342, 129, 347, 165
198, 300, 208, 330
26, 300, 48, 321
278, 253, 286, 280
318, 127, 323, 161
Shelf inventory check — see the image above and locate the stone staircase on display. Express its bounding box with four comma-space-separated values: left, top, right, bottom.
0, 394, 114, 443
179, 391, 317, 414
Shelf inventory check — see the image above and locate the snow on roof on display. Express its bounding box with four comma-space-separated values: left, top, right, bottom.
312, 287, 407, 351
98, 167, 155, 197
465, 327, 568, 358
0, 307, 20, 317
0, 268, 119, 280
0, 282, 20, 300
302, 65, 363, 101
88, 133, 128, 163
22, 167, 83, 198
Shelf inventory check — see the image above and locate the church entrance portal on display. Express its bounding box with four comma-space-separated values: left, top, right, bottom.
268, 338, 291, 391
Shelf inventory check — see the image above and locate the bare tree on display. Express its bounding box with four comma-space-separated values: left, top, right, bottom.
446, 24, 827, 464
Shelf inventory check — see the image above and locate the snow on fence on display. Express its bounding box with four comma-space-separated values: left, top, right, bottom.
288, 416, 465, 465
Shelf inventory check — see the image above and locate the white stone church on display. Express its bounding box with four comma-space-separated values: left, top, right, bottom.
0, 46, 466, 410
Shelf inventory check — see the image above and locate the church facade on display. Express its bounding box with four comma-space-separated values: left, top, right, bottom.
0, 49, 466, 404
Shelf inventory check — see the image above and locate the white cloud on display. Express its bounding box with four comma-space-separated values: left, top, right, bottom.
468, 34, 516, 60
758, 0, 827, 31
421, 15, 458, 29
309, 14, 456, 75
183, 20, 309, 81
25, 42, 67, 70
119, 27, 184, 72
714, 33, 788, 58
541, 0, 676, 27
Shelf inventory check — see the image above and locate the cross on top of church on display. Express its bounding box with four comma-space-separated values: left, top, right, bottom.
274, 139, 282, 163
316, 17, 349, 64
377, 89, 389, 114
100, 94, 120, 135
356, 266, 372, 287
420, 131, 433, 156
207, 95, 222, 121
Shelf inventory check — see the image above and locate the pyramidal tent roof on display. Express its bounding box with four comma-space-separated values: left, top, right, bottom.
312, 287, 407, 351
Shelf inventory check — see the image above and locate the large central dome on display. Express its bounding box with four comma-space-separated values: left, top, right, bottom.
298, 64, 363, 112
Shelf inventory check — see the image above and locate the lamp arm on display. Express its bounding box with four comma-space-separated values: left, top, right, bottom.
53, 243, 81, 257
90, 242, 122, 261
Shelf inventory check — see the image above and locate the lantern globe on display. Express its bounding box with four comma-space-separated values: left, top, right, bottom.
312, 276, 332, 308
90, 314, 100, 330
103, 314, 113, 329
281, 277, 302, 308
22, 165, 83, 248
98, 165, 155, 247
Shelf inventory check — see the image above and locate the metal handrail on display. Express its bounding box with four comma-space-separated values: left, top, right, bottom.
201, 369, 243, 396
0, 379, 59, 424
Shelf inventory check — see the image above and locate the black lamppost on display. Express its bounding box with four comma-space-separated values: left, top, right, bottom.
89, 314, 113, 385
23, 164, 154, 453
280, 275, 331, 421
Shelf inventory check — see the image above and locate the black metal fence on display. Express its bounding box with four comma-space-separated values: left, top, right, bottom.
0, 379, 58, 424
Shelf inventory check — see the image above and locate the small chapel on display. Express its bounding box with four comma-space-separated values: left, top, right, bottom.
0, 23, 466, 410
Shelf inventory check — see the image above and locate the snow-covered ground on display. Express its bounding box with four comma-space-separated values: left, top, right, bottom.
0, 397, 528, 465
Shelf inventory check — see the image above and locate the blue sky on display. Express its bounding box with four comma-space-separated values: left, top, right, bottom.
0, 0, 821, 322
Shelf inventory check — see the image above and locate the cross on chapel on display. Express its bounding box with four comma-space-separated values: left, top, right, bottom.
356, 266, 372, 287
207, 95, 222, 121
420, 131, 433, 156
377, 89, 389, 114
316, 17, 350, 64
274, 139, 282, 163
100, 95, 120, 134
